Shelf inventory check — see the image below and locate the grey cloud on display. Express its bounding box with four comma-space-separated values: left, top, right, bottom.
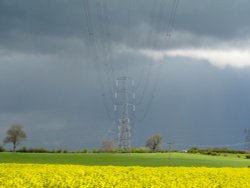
141, 59, 250, 147
1, 0, 250, 150
2, 0, 250, 53
178, 0, 250, 39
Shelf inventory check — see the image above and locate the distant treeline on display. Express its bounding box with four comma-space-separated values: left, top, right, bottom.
0, 147, 150, 153
0, 146, 249, 156
188, 147, 249, 155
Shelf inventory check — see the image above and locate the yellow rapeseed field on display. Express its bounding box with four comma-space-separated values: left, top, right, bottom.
0, 164, 249, 188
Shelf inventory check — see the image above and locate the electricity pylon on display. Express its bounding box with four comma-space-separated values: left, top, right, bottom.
245, 128, 250, 151
114, 76, 135, 149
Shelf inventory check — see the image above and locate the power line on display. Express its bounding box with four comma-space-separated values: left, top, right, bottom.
103, 0, 116, 83
95, 0, 115, 102
124, 0, 132, 77
134, 0, 159, 91
135, 0, 167, 106
137, 0, 181, 122
83, 0, 181, 140
135, 0, 178, 104
82, 0, 114, 121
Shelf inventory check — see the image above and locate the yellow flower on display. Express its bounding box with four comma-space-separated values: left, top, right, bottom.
0, 164, 249, 188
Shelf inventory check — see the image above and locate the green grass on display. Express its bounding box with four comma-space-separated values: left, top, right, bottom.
0, 152, 249, 167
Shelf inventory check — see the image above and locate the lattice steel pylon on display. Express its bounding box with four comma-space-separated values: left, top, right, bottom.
114, 76, 135, 149
245, 128, 250, 151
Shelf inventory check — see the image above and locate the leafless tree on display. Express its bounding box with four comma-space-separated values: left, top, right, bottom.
145, 134, 163, 152
4, 124, 27, 152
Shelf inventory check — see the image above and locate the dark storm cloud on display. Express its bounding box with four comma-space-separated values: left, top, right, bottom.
137, 59, 250, 147
0, 0, 250, 150
1, 0, 250, 53
0, 0, 82, 36
0, 0, 88, 54
178, 0, 250, 39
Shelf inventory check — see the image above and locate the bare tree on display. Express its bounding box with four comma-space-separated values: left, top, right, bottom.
145, 134, 163, 152
4, 124, 27, 152
101, 140, 114, 152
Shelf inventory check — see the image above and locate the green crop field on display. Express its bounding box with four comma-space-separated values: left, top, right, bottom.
0, 152, 249, 167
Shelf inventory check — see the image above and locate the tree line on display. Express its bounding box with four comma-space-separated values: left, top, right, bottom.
1, 123, 163, 153
3, 124, 248, 156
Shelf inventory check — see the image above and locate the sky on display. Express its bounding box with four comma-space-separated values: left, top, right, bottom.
0, 0, 250, 150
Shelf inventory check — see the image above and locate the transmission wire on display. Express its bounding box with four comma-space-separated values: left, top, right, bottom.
135, 0, 169, 106
138, 0, 180, 122
82, 0, 114, 121
95, 0, 115, 104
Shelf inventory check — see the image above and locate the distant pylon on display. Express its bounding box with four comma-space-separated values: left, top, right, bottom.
245, 128, 250, 151
114, 76, 135, 149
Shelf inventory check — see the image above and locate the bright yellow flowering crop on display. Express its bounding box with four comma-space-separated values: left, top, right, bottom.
0, 164, 249, 188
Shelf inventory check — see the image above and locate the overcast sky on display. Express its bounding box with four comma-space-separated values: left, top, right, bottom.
1, 0, 250, 150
